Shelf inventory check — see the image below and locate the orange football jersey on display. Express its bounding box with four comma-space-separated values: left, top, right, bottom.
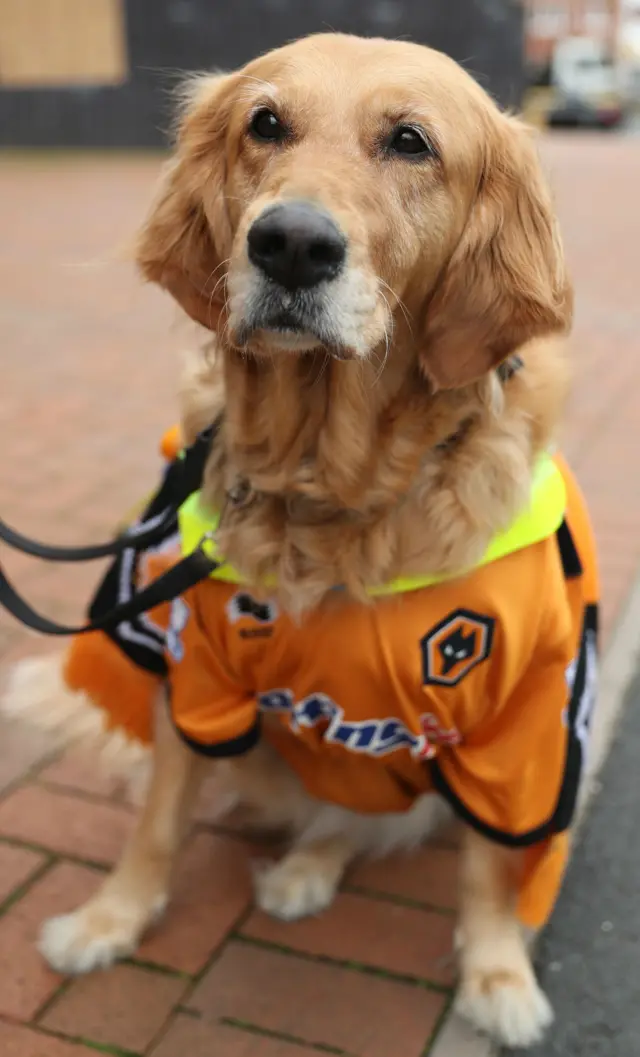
162, 454, 598, 928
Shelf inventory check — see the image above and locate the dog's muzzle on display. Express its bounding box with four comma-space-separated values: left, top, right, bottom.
247, 201, 346, 292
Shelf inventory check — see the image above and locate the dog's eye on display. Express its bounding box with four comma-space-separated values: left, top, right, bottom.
387, 125, 435, 159
249, 108, 289, 143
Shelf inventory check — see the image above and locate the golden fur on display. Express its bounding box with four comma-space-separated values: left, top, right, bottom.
6, 34, 574, 1049
136, 33, 571, 615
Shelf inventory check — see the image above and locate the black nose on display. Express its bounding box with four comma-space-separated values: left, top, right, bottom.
247, 201, 346, 290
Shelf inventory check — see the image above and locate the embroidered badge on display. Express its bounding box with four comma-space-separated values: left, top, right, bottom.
420, 608, 495, 687
226, 592, 278, 637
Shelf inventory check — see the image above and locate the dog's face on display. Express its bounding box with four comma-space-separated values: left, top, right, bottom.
136, 34, 571, 388
218, 37, 471, 362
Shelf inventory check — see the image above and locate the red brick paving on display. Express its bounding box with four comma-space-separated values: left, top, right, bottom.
136, 831, 252, 974
188, 941, 447, 1057
0, 1020, 97, 1057
242, 892, 455, 986
41, 963, 187, 1054
0, 863, 100, 1020
348, 845, 460, 911
0, 844, 47, 908
0, 786, 134, 865
0, 134, 638, 1054
40, 748, 128, 800
150, 1014, 324, 1057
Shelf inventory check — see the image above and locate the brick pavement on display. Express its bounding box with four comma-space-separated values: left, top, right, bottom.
0, 135, 639, 1056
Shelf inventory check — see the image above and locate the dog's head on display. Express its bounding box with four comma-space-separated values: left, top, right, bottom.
136, 33, 571, 389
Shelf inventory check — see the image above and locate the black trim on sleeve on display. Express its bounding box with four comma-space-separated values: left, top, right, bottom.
173, 715, 261, 759
431, 602, 599, 848
547, 602, 598, 832
430, 760, 557, 848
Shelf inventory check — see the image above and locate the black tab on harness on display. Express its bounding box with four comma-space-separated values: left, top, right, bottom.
556, 519, 583, 580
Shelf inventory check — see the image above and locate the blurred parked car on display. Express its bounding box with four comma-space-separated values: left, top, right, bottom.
547, 36, 626, 128
547, 94, 624, 128
526, 34, 626, 130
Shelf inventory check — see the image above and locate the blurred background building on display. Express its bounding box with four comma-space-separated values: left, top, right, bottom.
0, 0, 527, 146
0, 0, 638, 144
526, 0, 620, 71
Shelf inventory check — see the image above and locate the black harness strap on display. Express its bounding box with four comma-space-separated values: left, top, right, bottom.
0, 546, 217, 637
0, 423, 221, 673
0, 508, 178, 563
0, 425, 215, 564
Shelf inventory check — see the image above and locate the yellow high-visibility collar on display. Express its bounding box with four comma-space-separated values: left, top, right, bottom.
178, 451, 566, 595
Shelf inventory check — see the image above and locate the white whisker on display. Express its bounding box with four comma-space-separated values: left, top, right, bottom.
378, 277, 412, 336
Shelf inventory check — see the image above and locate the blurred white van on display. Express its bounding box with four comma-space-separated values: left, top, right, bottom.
549, 36, 624, 127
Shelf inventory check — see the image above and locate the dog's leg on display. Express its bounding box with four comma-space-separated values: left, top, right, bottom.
39, 704, 206, 974
455, 827, 553, 1048
253, 788, 451, 922
254, 834, 354, 921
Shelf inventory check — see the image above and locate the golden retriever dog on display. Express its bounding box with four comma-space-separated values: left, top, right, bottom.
2, 33, 599, 1050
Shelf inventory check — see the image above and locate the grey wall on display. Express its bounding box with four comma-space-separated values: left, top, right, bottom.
0, 0, 525, 147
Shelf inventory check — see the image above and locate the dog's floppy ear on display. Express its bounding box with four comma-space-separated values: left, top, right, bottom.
134, 72, 238, 330
420, 115, 572, 389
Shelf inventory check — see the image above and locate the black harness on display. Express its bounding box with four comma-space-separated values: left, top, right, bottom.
0, 424, 222, 676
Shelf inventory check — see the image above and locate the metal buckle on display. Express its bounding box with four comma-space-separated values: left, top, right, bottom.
226, 477, 254, 509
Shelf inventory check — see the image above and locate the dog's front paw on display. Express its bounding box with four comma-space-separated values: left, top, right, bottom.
254, 855, 338, 921
455, 963, 553, 1048
39, 895, 167, 975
